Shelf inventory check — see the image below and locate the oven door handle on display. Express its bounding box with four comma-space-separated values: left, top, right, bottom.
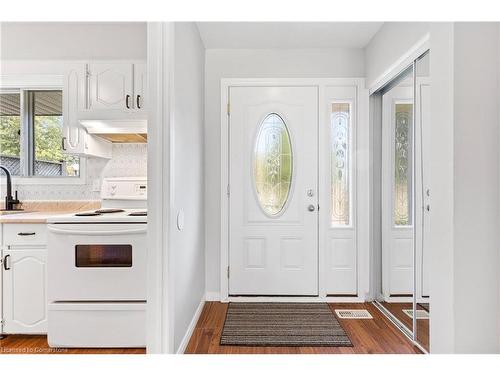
47, 226, 146, 235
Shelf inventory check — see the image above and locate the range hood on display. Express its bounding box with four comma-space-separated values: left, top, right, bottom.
79, 119, 147, 143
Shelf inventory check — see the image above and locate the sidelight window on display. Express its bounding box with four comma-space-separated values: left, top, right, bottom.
331, 102, 351, 226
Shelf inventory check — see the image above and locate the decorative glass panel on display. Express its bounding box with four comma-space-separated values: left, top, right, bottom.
394, 103, 413, 226
331, 103, 351, 226
253, 113, 293, 216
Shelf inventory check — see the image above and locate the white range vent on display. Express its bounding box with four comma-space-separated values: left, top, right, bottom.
403, 309, 429, 319
335, 309, 373, 319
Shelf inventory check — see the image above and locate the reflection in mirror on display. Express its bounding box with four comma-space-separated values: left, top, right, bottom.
375, 63, 415, 340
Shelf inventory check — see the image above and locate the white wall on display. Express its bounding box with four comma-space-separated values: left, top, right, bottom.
204, 48, 365, 297
452, 22, 499, 353
498, 25, 500, 353
364, 22, 430, 87
171, 22, 205, 352
0, 22, 146, 60
428, 23, 456, 354
365, 21, 500, 353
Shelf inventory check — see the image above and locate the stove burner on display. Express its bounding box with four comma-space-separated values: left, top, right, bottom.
128, 211, 147, 216
95, 208, 125, 214
75, 212, 102, 217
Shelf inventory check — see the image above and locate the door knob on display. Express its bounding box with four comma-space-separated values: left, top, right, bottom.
307, 204, 316, 212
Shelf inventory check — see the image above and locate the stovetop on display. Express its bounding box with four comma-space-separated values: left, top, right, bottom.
47, 209, 148, 224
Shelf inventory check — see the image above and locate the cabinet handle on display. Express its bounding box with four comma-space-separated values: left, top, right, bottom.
3, 254, 10, 271
126, 94, 131, 109
136, 95, 141, 109
62, 136, 67, 151
17, 232, 36, 236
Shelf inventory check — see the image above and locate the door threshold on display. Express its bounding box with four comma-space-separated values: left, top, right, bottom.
224, 296, 365, 303
229, 294, 319, 298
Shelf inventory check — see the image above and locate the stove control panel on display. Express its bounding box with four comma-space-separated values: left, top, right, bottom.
101, 177, 147, 200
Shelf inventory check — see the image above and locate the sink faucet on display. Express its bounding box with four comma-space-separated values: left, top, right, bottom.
0, 165, 20, 211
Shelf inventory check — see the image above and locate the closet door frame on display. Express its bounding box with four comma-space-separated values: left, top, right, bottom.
369, 41, 431, 353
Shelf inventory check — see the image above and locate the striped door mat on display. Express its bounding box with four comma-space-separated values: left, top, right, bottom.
220, 303, 352, 347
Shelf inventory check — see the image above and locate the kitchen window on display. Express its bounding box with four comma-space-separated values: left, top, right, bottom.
0, 89, 80, 178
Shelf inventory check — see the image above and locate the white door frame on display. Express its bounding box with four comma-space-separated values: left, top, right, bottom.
146, 22, 174, 354
220, 78, 369, 303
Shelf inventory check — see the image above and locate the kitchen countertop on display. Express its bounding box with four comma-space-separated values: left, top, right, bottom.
0, 201, 101, 224
0, 211, 76, 224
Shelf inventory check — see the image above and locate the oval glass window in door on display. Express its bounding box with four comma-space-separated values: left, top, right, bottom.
253, 113, 293, 216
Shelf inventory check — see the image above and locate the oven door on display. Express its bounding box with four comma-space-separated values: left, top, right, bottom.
47, 223, 147, 301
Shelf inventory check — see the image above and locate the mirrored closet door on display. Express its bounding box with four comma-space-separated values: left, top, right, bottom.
414, 51, 430, 351
373, 50, 430, 353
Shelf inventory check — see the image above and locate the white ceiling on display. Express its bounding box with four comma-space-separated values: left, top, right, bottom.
196, 22, 383, 49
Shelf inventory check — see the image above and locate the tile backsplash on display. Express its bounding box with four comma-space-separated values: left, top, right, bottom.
13, 143, 147, 201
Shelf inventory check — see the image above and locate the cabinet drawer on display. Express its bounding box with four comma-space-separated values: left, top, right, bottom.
4, 224, 47, 246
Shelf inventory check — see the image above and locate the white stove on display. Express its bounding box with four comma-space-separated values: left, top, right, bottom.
46, 177, 147, 348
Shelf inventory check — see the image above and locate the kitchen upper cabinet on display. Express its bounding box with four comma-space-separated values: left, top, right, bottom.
133, 63, 147, 111
63, 63, 87, 154
63, 63, 112, 158
88, 63, 134, 111
2, 248, 48, 334
86, 61, 146, 114
62, 60, 146, 157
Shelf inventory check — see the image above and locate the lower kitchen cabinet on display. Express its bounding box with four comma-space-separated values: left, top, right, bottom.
1, 223, 48, 335
2, 248, 48, 334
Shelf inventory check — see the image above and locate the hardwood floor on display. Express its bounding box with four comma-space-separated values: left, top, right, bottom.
185, 302, 422, 354
0, 302, 424, 354
0, 335, 145, 354
380, 301, 430, 352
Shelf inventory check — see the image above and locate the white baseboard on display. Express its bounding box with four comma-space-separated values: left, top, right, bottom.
176, 296, 206, 354
205, 292, 220, 301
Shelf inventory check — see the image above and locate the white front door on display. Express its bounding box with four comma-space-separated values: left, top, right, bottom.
229, 86, 319, 296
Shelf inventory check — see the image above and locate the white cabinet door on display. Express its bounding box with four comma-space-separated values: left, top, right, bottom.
133, 63, 147, 111
88, 63, 133, 111
63, 63, 87, 154
3, 249, 47, 334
